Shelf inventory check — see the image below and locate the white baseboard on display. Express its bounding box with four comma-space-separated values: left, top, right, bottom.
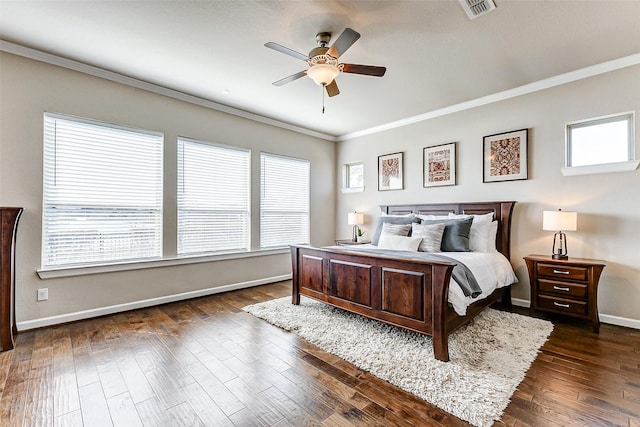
510, 298, 640, 330
17, 274, 291, 331
19, 283, 640, 332
512, 298, 530, 308
599, 313, 640, 330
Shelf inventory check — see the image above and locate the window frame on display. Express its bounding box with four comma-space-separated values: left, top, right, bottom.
563, 111, 638, 176
41, 112, 164, 269
341, 161, 365, 193
259, 152, 310, 249
177, 137, 251, 257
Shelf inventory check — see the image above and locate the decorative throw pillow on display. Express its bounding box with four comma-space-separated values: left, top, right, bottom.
371, 215, 419, 245
448, 212, 494, 252
411, 222, 446, 252
381, 222, 412, 237
419, 217, 473, 252
377, 234, 422, 252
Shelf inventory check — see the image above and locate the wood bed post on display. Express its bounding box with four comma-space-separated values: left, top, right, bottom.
501, 287, 513, 307
290, 245, 301, 305
431, 264, 454, 362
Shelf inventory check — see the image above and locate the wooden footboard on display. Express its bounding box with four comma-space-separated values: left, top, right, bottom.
290, 244, 457, 361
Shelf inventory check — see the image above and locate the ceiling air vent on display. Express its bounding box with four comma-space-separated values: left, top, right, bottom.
459, 0, 496, 20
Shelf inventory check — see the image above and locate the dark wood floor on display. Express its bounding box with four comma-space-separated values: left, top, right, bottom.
1, 281, 638, 427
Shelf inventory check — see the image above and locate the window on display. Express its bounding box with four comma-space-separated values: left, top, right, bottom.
342, 161, 364, 192
43, 113, 163, 268
260, 153, 310, 248
177, 138, 250, 255
564, 112, 638, 175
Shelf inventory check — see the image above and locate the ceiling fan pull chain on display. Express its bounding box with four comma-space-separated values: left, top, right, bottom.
322, 85, 326, 114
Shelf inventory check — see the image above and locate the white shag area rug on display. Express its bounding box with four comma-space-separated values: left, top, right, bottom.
243, 296, 553, 427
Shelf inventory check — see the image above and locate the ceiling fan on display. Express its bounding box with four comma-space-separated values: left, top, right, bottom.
265, 28, 386, 98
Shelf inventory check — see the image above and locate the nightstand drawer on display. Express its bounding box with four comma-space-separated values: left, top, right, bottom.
537, 263, 587, 281
538, 295, 587, 315
538, 279, 587, 299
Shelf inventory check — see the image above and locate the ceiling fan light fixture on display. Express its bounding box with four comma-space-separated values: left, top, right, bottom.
306, 63, 340, 86
265, 27, 385, 95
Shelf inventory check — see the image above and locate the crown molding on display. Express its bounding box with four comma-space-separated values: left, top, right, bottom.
0, 40, 337, 142
337, 53, 640, 142
3, 40, 638, 144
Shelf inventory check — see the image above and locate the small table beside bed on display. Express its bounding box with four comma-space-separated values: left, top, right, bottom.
290, 201, 517, 362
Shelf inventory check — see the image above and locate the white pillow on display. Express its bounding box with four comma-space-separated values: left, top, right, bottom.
411, 222, 446, 252
487, 220, 498, 252
416, 214, 450, 221
381, 211, 415, 218
448, 212, 493, 252
377, 233, 422, 252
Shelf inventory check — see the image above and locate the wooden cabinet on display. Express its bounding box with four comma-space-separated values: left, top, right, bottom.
524, 254, 605, 333
1, 207, 23, 351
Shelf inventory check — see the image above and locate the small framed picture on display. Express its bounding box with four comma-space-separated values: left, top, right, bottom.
483, 128, 528, 182
423, 142, 456, 187
378, 152, 403, 191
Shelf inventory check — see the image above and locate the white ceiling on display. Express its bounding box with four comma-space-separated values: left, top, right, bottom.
1, 1, 639, 139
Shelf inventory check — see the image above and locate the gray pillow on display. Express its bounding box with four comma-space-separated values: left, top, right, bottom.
419, 217, 473, 251
372, 215, 420, 245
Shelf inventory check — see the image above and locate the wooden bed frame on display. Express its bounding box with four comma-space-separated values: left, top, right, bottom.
290, 201, 516, 362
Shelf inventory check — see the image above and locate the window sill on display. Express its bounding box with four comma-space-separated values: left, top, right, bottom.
37, 247, 290, 279
341, 186, 365, 193
561, 160, 639, 176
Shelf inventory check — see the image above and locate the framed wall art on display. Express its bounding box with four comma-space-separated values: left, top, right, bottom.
423, 142, 456, 187
378, 152, 403, 191
483, 128, 528, 182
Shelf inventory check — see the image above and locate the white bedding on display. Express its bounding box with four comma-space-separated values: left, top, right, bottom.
439, 251, 518, 316
338, 244, 518, 316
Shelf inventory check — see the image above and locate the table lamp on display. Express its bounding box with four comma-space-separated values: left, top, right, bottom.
347, 212, 364, 242
542, 209, 577, 260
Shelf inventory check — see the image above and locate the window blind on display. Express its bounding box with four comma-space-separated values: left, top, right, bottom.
178, 138, 250, 255
260, 153, 310, 248
42, 113, 163, 268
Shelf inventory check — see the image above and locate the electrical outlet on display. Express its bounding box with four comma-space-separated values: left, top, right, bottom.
37, 288, 48, 301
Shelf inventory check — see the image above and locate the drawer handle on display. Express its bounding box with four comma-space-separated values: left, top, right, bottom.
553, 285, 570, 292
552, 269, 570, 275
553, 302, 570, 308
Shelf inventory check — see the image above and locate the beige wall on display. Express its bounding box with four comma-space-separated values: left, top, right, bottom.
2, 49, 638, 328
0, 52, 336, 325
336, 65, 640, 324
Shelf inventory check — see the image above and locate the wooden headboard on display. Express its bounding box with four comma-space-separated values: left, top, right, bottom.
379, 201, 516, 261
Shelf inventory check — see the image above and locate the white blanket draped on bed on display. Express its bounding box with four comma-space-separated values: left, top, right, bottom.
331, 245, 518, 316
439, 251, 518, 315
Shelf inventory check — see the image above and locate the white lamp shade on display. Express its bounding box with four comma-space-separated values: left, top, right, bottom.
347, 212, 364, 225
543, 210, 577, 231
307, 64, 339, 86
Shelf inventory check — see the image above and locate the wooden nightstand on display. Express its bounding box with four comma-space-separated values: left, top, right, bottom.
334, 239, 367, 246
524, 254, 606, 333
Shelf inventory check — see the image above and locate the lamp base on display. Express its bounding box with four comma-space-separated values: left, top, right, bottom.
551, 231, 569, 260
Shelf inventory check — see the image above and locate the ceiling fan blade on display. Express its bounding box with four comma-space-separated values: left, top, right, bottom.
264, 42, 309, 61
342, 63, 387, 77
325, 80, 340, 97
272, 70, 307, 86
327, 28, 360, 58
